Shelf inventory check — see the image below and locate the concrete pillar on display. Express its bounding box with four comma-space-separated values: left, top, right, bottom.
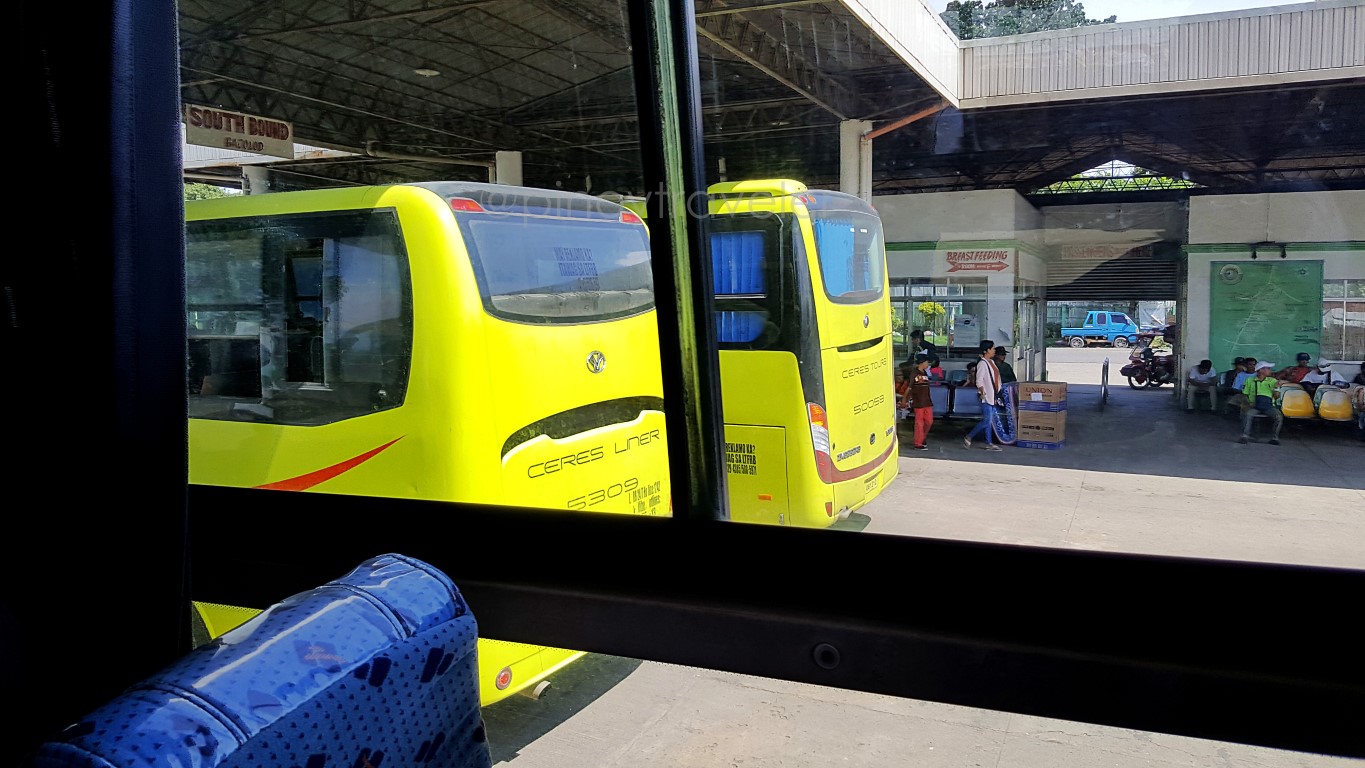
242, 165, 270, 195
986, 270, 1015, 352
839, 120, 873, 202
496, 151, 523, 186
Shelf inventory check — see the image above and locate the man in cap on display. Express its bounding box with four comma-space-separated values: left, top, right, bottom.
1240, 361, 1283, 445
1275, 352, 1315, 384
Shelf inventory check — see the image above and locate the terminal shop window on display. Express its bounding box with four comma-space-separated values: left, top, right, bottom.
1322, 279, 1365, 360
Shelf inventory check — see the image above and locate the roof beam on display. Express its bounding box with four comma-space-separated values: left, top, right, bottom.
696, 2, 862, 119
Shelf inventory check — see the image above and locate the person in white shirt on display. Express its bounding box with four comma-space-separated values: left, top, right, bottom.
963, 339, 1003, 452
1185, 358, 1219, 413
1299, 362, 1347, 394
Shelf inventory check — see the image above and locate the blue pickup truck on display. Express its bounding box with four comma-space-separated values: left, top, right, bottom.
1061, 310, 1140, 348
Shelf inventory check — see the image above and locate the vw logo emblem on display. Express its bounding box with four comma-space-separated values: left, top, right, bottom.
863, 314, 870, 328
586, 350, 607, 374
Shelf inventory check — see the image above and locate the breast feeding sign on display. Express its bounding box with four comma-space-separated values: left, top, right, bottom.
183, 104, 295, 159
943, 249, 1011, 273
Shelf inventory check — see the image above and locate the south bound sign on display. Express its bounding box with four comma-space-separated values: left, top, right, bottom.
183, 104, 295, 159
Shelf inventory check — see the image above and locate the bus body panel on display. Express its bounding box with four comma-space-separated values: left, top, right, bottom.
721, 423, 790, 526
186, 183, 666, 706
819, 338, 898, 478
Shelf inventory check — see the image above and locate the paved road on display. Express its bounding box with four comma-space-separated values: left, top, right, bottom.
482, 378, 1363, 767
1041, 345, 1128, 386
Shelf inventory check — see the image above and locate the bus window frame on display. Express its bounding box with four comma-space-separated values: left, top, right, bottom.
15, 0, 1364, 759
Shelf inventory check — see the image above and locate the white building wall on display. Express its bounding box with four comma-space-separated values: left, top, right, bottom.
959, 1, 1365, 107
1189, 190, 1365, 243
1018, 251, 1047, 284
874, 189, 1030, 242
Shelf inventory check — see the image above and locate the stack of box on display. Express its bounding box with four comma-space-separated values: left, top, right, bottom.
1015, 381, 1067, 450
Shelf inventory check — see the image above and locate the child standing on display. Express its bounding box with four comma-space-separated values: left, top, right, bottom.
895, 362, 913, 427
909, 354, 934, 450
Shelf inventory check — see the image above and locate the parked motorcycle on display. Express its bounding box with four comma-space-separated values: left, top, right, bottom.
1120, 345, 1177, 389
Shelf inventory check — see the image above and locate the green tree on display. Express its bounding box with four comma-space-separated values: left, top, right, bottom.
942, 0, 1116, 40
917, 301, 947, 337
185, 182, 233, 200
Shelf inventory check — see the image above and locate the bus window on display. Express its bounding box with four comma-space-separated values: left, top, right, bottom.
707, 214, 789, 348
459, 216, 653, 323
811, 210, 885, 304
186, 210, 412, 425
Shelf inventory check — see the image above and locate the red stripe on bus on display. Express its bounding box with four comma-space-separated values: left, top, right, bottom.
828, 442, 895, 483
255, 438, 404, 491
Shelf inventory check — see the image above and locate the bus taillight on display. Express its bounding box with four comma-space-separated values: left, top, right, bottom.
495, 666, 513, 690
808, 403, 834, 483
620, 210, 643, 225
449, 197, 486, 213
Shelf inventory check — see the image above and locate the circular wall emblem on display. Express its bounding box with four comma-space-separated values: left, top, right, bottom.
1219, 264, 1244, 285
586, 350, 607, 373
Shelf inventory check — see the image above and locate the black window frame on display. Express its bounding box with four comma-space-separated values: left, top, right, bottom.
11, 0, 1364, 761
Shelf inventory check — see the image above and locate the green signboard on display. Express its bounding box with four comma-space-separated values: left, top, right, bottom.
1209, 261, 1322, 370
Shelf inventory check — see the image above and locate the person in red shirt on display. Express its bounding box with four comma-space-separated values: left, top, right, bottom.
1276, 352, 1315, 384
908, 355, 935, 451
927, 355, 944, 382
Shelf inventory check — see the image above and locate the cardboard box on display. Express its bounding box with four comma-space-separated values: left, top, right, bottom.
1015, 379, 1064, 409
1017, 397, 1067, 412
1016, 439, 1066, 450
1017, 410, 1066, 443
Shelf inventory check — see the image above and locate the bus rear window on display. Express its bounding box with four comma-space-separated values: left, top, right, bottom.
460, 216, 654, 323
812, 211, 885, 304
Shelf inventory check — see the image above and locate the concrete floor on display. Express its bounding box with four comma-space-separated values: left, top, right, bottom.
871, 368, 1364, 569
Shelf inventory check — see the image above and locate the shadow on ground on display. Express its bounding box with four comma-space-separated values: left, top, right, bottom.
484, 653, 644, 763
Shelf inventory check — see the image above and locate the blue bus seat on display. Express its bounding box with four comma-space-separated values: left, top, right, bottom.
32, 553, 491, 768
930, 383, 951, 416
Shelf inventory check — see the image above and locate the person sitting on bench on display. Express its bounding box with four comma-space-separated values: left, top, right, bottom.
1185, 359, 1219, 413
1239, 361, 1283, 445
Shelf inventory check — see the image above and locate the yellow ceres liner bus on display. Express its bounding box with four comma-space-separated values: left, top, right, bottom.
705, 180, 898, 527
186, 181, 668, 706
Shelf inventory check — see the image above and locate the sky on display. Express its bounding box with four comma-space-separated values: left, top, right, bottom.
926, 0, 1307, 24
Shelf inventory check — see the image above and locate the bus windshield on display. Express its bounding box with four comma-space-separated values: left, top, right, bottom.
459, 215, 654, 323
810, 209, 885, 305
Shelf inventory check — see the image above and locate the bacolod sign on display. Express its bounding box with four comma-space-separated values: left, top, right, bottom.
944, 249, 1010, 273
183, 104, 295, 159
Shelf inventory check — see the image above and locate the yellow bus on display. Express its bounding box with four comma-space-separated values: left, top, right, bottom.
609, 180, 898, 527
186, 181, 669, 705
705, 179, 898, 527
